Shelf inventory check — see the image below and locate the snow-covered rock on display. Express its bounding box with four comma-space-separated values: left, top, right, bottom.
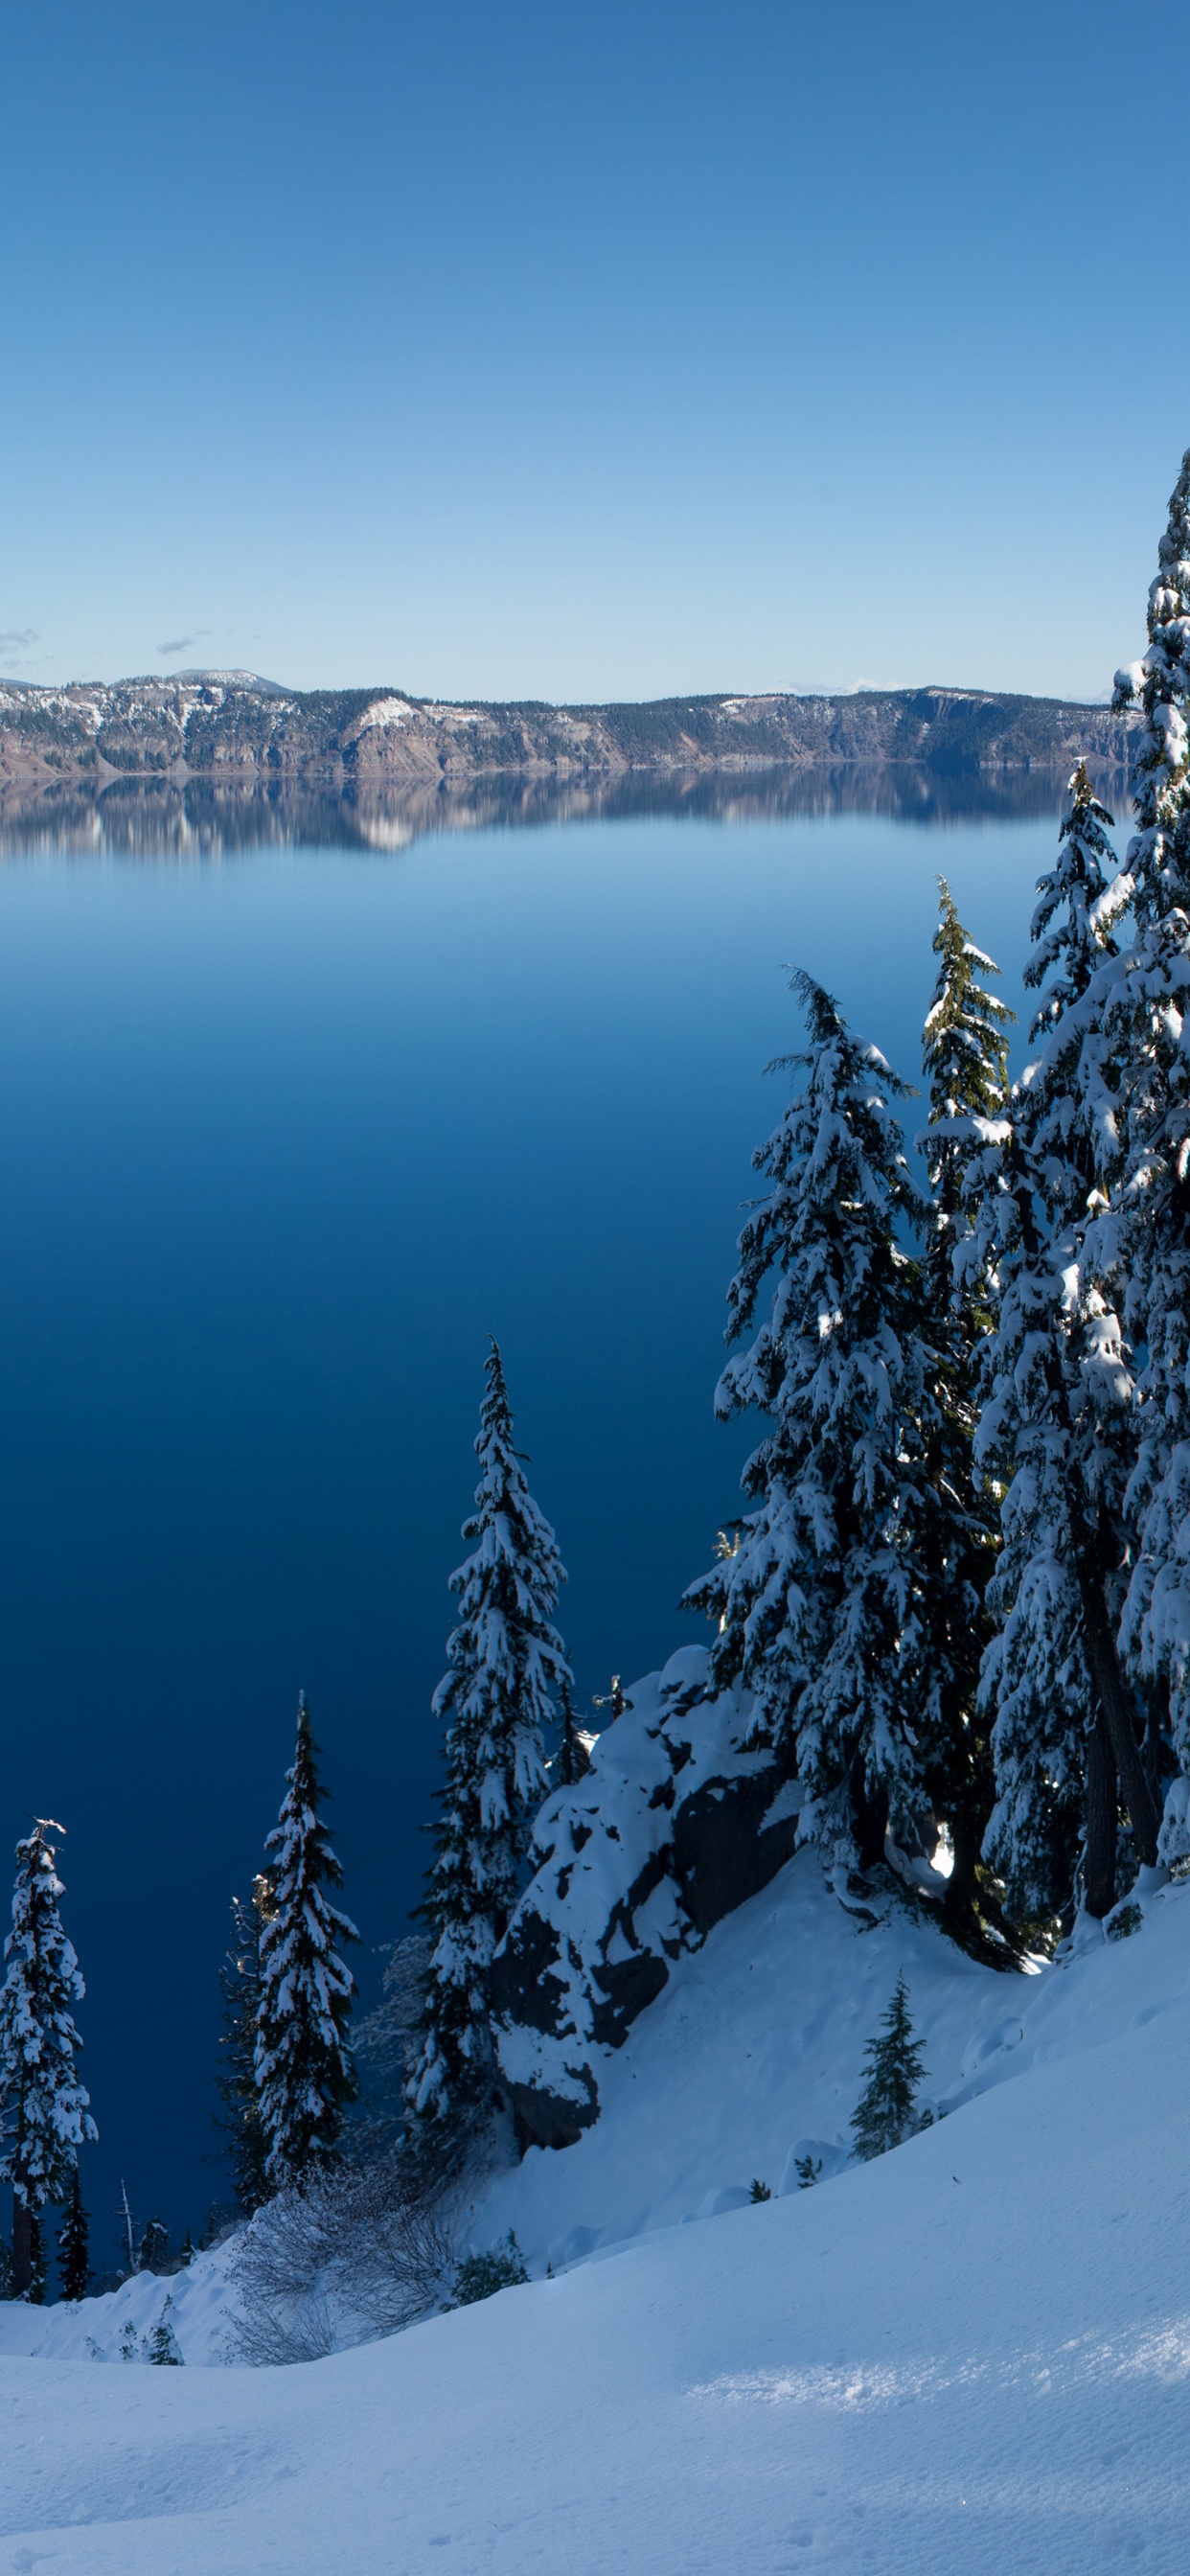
490, 1647, 801, 2146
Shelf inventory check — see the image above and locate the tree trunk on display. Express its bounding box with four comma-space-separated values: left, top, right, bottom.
1065, 1478, 1161, 1867
1084, 1711, 1118, 1918
11, 2196, 32, 2301
849, 1750, 888, 1873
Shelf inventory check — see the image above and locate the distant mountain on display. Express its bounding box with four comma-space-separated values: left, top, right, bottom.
0, 673, 1136, 795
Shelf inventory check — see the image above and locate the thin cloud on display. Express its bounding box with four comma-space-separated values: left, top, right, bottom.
157, 632, 208, 657
0, 626, 38, 659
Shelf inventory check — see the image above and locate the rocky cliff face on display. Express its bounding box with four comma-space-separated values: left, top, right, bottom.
0, 670, 1135, 795
489, 1646, 803, 2150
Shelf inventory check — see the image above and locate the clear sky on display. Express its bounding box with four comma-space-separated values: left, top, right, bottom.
1, 0, 1186, 702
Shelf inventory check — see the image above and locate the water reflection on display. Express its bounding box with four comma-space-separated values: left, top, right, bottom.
0, 760, 1126, 860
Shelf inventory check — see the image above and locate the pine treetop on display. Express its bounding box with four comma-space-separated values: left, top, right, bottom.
1026, 767, 1128, 1038
721, 971, 927, 1366
1113, 448, 1190, 923
923, 877, 1014, 1133
436, 1341, 569, 1781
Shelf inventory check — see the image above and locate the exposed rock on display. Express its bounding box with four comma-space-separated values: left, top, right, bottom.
490, 1646, 803, 2150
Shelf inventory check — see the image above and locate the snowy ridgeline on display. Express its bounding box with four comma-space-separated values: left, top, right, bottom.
1, 1865, 1189, 2576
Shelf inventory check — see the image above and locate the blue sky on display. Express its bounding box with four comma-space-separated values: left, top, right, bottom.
1, 0, 1185, 700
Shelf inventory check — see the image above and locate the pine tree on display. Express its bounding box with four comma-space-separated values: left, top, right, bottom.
917, 882, 1014, 1934
971, 765, 1156, 1923
1105, 453, 1190, 1804
551, 1675, 591, 1786
684, 974, 938, 1873
57, 2169, 90, 2300
216, 1875, 274, 2214
408, 1340, 571, 2133
145, 2294, 183, 2364
921, 877, 1015, 1315
0, 1822, 97, 2299
851, 1973, 927, 2160
253, 1696, 358, 2188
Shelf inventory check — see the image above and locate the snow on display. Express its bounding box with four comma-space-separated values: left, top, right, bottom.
1, 1875, 1189, 2568
355, 697, 415, 730
1, 1861, 1189, 2568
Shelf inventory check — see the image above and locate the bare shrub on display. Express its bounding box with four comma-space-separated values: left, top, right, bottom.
227, 2150, 463, 2364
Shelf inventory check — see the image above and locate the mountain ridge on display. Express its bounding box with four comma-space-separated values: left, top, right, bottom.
0, 673, 1136, 794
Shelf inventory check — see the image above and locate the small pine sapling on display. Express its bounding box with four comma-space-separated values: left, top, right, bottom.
748, 2178, 772, 2202
145, 2295, 183, 2365
851, 1974, 927, 2161
58, 2169, 90, 2301
451, 2230, 529, 2305
793, 2153, 823, 2189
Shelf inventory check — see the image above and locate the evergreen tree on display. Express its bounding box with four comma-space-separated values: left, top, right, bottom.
921, 876, 1015, 1315
0, 1822, 97, 2299
216, 1875, 274, 2214
851, 1973, 927, 2160
57, 2169, 90, 2300
1105, 452, 1190, 1800
970, 765, 1156, 1923
917, 882, 1014, 1934
551, 1675, 592, 1786
684, 974, 938, 1872
408, 1340, 571, 2132
145, 2294, 183, 2363
253, 1696, 358, 2188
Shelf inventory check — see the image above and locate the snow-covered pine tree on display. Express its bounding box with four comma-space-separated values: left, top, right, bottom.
0, 1822, 97, 2299
216, 1874, 275, 2214
971, 765, 1156, 1924
407, 1340, 571, 2137
253, 1697, 358, 2188
921, 877, 1015, 1315
917, 882, 1014, 1934
1104, 453, 1190, 1818
684, 974, 938, 1874
57, 2167, 90, 2300
851, 1972, 927, 2159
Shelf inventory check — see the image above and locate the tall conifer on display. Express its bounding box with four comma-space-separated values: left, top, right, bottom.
917, 883, 1014, 1932
408, 1341, 570, 2132
0, 1823, 96, 2298
684, 976, 937, 1873
971, 767, 1155, 1921
1105, 454, 1190, 1806
254, 1697, 358, 2187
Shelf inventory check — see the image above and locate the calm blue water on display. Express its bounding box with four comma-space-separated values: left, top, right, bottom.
0, 784, 1085, 2247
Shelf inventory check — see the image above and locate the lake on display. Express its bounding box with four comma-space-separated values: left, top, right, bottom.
0, 770, 1105, 2246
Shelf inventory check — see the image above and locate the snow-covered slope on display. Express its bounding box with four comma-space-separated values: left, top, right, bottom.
2, 1878, 1189, 2572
